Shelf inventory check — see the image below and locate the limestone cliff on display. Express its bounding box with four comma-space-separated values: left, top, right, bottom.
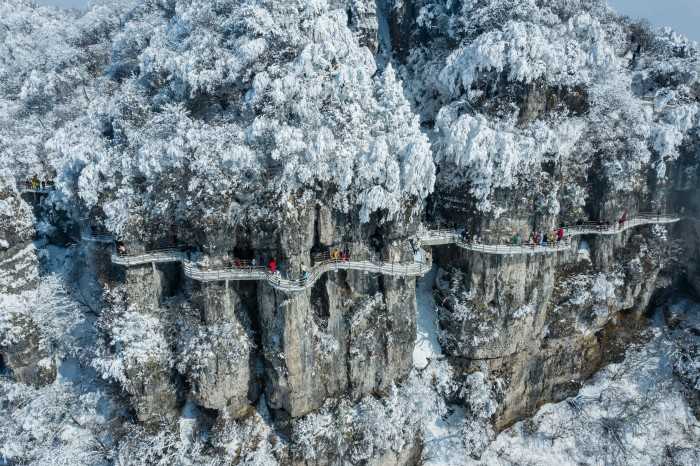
0, 179, 55, 386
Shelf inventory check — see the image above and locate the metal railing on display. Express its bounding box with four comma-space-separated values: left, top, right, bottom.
16, 182, 54, 194
183, 252, 432, 292
454, 237, 573, 255
80, 231, 114, 243
421, 213, 681, 255
106, 214, 681, 290
563, 213, 680, 236
640, 97, 682, 110
111, 248, 187, 266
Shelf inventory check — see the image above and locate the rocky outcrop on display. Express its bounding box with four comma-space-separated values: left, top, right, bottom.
260, 268, 417, 418
335, 0, 379, 53
668, 148, 700, 296
186, 281, 257, 418
106, 269, 180, 426
123, 264, 166, 312
257, 206, 419, 418
434, 229, 670, 429
680, 219, 700, 296
126, 361, 180, 427
0, 179, 56, 387
0, 313, 56, 387
0, 180, 39, 294
106, 202, 420, 425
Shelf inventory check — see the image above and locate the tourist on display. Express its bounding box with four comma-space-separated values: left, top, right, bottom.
618, 210, 628, 228
511, 232, 519, 246
268, 258, 277, 273
557, 227, 565, 242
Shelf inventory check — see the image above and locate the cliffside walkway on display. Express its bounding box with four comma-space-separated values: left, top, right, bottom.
80, 230, 115, 244
184, 254, 431, 293
110, 249, 430, 292
16, 182, 54, 195
104, 213, 680, 291
424, 213, 681, 255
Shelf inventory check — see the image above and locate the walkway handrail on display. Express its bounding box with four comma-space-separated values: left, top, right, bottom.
563, 214, 680, 236
182, 256, 431, 292
108, 214, 680, 292
111, 249, 186, 266
16, 182, 54, 194
81, 231, 114, 243
421, 214, 680, 254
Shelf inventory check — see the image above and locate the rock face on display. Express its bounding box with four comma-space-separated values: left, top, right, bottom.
433, 227, 669, 429
334, 0, 379, 53
0, 182, 39, 294
106, 203, 419, 425
259, 270, 417, 418
111, 267, 180, 426
0, 313, 56, 387
239, 205, 418, 418
187, 281, 257, 418
680, 219, 700, 295
669, 150, 700, 296
0, 179, 56, 387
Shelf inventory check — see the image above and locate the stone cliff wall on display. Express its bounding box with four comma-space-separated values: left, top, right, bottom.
433, 226, 671, 429
107, 202, 420, 429
0, 181, 55, 387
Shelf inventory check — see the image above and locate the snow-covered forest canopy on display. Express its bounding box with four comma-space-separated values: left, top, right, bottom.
2, 0, 435, 235
1, 0, 696, 234
400, 0, 699, 212
1, 0, 699, 464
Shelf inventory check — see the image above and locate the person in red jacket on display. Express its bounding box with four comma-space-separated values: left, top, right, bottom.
618, 210, 628, 228
557, 227, 565, 242
268, 258, 277, 273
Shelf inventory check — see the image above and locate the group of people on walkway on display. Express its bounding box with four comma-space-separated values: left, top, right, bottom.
522, 228, 566, 247
219, 255, 281, 274
23, 175, 54, 191
460, 226, 567, 248
329, 248, 351, 262
219, 246, 352, 282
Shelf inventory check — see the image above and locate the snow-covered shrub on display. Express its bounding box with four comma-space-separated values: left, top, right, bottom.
402, 0, 699, 212
176, 319, 253, 402
30, 1, 435, 235
479, 333, 699, 466
0, 379, 111, 466
0, 274, 84, 359
93, 287, 174, 391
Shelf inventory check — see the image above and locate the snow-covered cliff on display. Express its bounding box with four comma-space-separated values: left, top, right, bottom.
1, 0, 698, 464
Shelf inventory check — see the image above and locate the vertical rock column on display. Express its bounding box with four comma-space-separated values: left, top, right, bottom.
121, 264, 179, 426
187, 280, 257, 418
0, 181, 56, 386
258, 207, 418, 417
